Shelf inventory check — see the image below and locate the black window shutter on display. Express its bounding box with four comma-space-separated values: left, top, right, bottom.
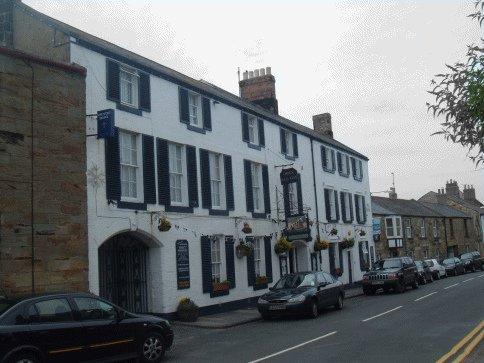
283, 183, 290, 216
202, 97, 212, 130
280, 129, 287, 154
179, 88, 189, 124
225, 237, 236, 288
293, 133, 298, 157
338, 243, 344, 273
241, 113, 249, 142
297, 176, 303, 214
244, 160, 254, 212
334, 190, 340, 222
340, 192, 346, 222
262, 164, 271, 215
201, 236, 212, 293
321, 146, 327, 169
355, 196, 360, 223
258, 118, 265, 146
106, 59, 120, 102
264, 236, 273, 283
186, 145, 199, 208
105, 128, 120, 201
156, 138, 170, 206
139, 72, 151, 112
331, 150, 336, 171
362, 196, 367, 223
349, 194, 354, 223
329, 244, 335, 275
345, 155, 350, 175
351, 157, 356, 178
324, 189, 331, 222
359, 242, 365, 271
337, 152, 342, 173
246, 237, 255, 286
142, 135, 156, 204
224, 155, 234, 211
359, 160, 363, 179
199, 149, 211, 209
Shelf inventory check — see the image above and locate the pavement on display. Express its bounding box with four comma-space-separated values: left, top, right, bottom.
172, 285, 363, 329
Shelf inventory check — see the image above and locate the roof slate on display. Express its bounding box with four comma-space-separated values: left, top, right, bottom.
371, 196, 439, 217
419, 202, 469, 218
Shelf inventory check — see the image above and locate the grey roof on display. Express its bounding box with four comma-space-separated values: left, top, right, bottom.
419, 202, 469, 218
16, 1, 368, 160
419, 191, 483, 215
371, 196, 439, 217
446, 195, 484, 214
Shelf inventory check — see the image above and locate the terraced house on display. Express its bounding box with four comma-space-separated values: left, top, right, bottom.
2, 0, 374, 316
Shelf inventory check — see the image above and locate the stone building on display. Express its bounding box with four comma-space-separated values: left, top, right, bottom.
371, 195, 474, 261
0, 46, 87, 296
3, 0, 374, 316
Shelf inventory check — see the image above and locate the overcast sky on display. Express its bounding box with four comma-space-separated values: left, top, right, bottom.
24, 0, 484, 202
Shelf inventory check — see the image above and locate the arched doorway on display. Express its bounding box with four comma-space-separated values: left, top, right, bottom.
98, 233, 148, 313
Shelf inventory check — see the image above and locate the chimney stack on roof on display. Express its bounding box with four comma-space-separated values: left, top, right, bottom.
239, 67, 278, 114
463, 184, 476, 201
389, 187, 398, 199
312, 113, 333, 139
445, 179, 460, 197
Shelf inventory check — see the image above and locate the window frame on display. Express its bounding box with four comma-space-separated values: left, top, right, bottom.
405, 218, 413, 239
420, 218, 426, 238
248, 115, 259, 145
168, 142, 188, 205
119, 130, 143, 202
119, 66, 139, 108
209, 152, 225, 209
211, 237, 223, 283
251, 162, 263, 213
188, 92, 201, 127
254, 237, 265, 277
385, 216, 402, 238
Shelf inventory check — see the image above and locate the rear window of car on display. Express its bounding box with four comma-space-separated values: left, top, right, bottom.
425, 260, 434, 267
461, 253, 472, 259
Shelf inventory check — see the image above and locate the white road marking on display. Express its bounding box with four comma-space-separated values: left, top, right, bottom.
362, 306, 403, 322
462, 278, 474, 283
444, 283, 459, 290
414, 292, 438, 302
248, 331, 338, 363
477, 274, 484, 278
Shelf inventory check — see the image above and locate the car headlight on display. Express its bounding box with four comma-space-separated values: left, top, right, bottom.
288, 295, 306, 303
362, 275, 369, 281
387, 273, 398, 280
257, 297, 269, 304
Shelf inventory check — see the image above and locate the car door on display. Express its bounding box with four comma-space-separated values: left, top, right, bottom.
72, 296, 138, 361
322, 272, 339, 307
27, 297, 86, 363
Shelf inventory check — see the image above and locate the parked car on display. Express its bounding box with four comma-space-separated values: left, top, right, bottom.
415, 260, 433, 284
362, 256, 419, 295
459, 251, 484, 272
424, 259, 447, 279
441, 257, 465, 276
257, 271, 345, 319
0, 292, 174, 363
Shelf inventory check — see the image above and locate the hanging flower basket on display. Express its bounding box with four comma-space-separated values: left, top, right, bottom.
359, 230, 367, 236
274, 237, 294, 255
158, 217, 171, 232
212, 280, 230, 292
241, 222, 252, 234
314, 237, 329, 252
235, 239, 253, 258
177, 297, 199, 322
341, 237, 355, 249
329, 228, 338, 236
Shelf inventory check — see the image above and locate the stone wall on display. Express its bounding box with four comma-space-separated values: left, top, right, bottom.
0, 49, 87, 296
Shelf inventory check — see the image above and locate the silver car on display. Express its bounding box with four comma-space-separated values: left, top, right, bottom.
424, 259, 447, 279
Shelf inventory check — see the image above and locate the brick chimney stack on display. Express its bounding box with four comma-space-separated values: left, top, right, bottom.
389, 187, 398, 199
463, 185, 476, 201
239, 67, 278, 114
312, 113, 333, 138
445, 179, 460, 197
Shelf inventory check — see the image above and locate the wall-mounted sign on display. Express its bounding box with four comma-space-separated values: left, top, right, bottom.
372, 218, 381, 242
176, 240, 190, 289
285, 214, 311, 241
280, 168, 298, 184
97, 109, 115, 139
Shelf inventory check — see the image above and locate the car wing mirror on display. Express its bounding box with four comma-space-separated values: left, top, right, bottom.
116, 309, 126, 321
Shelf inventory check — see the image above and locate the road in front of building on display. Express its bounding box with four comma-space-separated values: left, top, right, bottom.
167, 272, 484, 363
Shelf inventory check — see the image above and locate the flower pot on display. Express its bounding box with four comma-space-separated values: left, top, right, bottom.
236, 246, 250, 258
177, 308, 199, 322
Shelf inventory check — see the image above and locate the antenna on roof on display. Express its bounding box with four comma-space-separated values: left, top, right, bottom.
237, 67, 240, 82
391, 172, 395, 188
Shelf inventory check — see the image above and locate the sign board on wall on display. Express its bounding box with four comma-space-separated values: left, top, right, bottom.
176, 240, 190, 289
286, 214, 311, 241
372, 218, 381, 242
97, 109, 115, 138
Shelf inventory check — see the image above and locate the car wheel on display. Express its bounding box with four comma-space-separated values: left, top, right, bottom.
363, 287, 373, 295
308, 300, 318, 318
411, 278, 418, 290
435, 272, 440, 280
396, 280, 406, 293
429, 275, 434, 283
334, 294, 343, 310
140, 332, 165, 363
471, 266, 476, 273
9, 353, 39, 363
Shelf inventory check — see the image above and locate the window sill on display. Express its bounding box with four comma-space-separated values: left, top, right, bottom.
116, 103, 142, 116
186, 124, 207, 134
117, 201, 147, 210
283, 154, 296, 161
252, 212, 267, 219
323, 168, 336, 174
209, 209, 229, 216
210, 289, 229, 298
165, 205, 194, 213
353, 177, 363, 182
247, 142, 262, 151
338, 172, 350, 178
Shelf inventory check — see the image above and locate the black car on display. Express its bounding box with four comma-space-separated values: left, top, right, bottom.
459, 251, 484, 272
362, 257, 419, 294
415, 260, 433, 284
257, 271, 345, 319
441, 257, 465, 276
0, 292, 174, 363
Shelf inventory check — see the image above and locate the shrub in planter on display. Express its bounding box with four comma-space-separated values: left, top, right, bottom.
341, 237, 355, 249
329, 228, 338, 236
241, 222, 252, 234
235, 239, 253, 257
158, 217, 171, 232
274, 237, 294, 255
177, 297, 199, 322
314, 237, 329, 251
255, 275, 268, 285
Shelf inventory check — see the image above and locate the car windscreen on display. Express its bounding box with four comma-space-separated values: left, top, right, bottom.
382, 259, 402, 269
274, 273, 315, 289
425, 260, 434, 267
460, 253, 472, 259
442, 259, 453, 265
415, 261, 423, 268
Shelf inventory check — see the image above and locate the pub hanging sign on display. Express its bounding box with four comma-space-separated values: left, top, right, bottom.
280, 167, 299, 185
285, 213, 311, 241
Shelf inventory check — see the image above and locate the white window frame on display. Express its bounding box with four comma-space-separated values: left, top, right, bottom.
355, 194, 365, 222
119, 131, 143, 201
285, 130, 294, 157
405, 218, 413, 239
342, 192, 351, 222
188, 92, 201, 126
354, 159, 363, 179
288, 182, 298, 213
248, 116, 259, 145
169, 143, 187, 205
341, 154, 348, 174
254, 237, 265, 277
420, 218, 426, 238
211, 237, 222, 283
209, 152, 225, 209
432, 219, 438, 238
385, 216, 402, 238
120, 66, 139, 108
328, 189, 337, 221
251, 162, 263, 212
325, 147, 334, 171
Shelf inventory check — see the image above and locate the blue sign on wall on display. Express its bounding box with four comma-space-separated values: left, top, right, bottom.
97, 109, 115, 138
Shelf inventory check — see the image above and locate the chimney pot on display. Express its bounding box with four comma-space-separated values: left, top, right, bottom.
239, 66, 278, 114
266, 67, 271, 75
260, 68, 265, 76
243, 71, 248, 80
254, 69, 260, 77
249, 71, 254, 79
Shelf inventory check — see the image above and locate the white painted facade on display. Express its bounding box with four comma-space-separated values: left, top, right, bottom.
69, 39, 373, 315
